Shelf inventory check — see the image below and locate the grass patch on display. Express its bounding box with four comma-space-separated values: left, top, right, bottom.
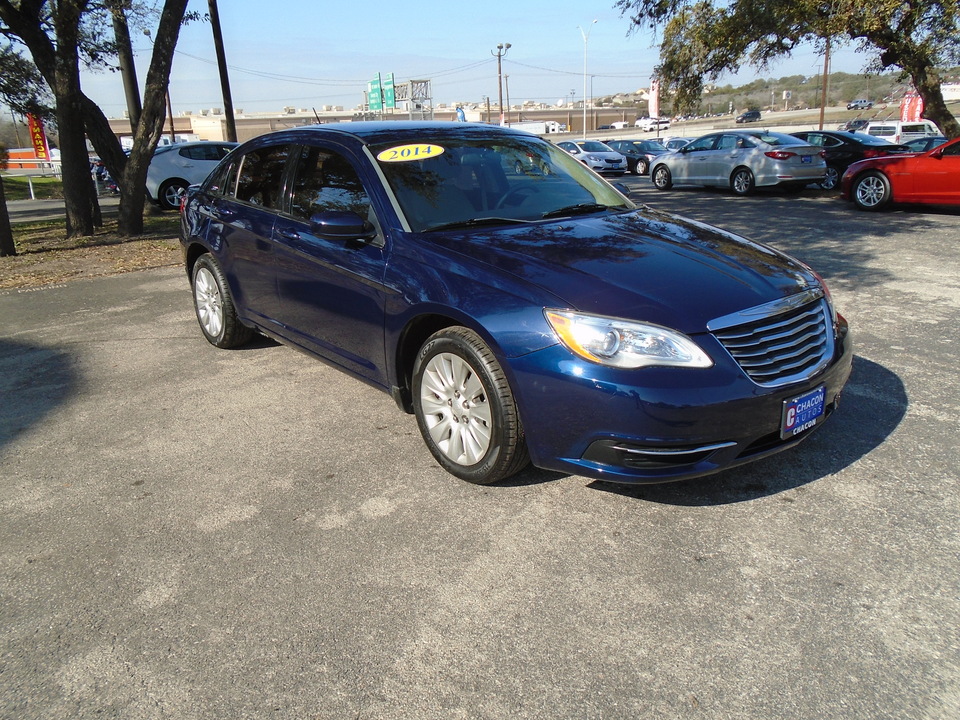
1, 212, 183, 289
1, 174, 64, 201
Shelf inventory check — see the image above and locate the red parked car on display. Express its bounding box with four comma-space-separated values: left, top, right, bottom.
841, 136, 960, 210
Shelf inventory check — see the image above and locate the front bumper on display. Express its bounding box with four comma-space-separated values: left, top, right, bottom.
507, 322, 853, 483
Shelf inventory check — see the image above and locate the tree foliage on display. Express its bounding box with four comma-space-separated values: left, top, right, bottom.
616, 0, 960, 137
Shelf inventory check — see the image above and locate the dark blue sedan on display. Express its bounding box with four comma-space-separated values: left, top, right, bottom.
180, 122, 852, 485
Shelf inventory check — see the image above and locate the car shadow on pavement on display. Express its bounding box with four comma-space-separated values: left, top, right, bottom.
584, 355, 907, 505
0, 339, 77, 452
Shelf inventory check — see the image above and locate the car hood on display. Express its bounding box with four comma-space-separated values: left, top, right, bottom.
583, 152, 623, 160
424, 207, 819, 334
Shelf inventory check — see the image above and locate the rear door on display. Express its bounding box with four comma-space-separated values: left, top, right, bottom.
198, 143, 291, 325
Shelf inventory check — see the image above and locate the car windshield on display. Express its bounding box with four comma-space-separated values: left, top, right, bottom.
638, 141, 667, 152
372, 135, 634, 233
575, 141, 613, 152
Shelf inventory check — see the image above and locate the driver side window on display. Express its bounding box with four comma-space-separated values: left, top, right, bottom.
289, 146, 371, 221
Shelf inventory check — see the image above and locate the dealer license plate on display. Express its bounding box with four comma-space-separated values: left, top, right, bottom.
780, 385, 826, 439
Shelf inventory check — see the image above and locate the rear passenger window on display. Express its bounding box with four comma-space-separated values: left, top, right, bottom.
235, 145, 291, 209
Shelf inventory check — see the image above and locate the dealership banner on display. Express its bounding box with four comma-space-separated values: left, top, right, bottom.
648, 79, 660, 119
900, 92, 924, 122
27, 114, 50, 160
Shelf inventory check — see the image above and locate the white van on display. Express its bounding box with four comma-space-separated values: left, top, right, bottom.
864, 120, 940, 144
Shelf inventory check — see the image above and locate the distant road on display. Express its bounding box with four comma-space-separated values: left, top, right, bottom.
5, 194, 120, 223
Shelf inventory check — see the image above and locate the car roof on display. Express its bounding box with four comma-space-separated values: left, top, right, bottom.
240, 121, 539, 148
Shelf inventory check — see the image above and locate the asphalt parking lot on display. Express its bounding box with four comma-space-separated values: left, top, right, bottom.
2, 180, 958, 719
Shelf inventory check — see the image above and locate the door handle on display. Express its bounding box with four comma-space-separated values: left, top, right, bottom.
276, 227, 301, 241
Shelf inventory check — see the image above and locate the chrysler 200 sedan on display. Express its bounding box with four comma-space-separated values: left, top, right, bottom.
180, 122, 852, 485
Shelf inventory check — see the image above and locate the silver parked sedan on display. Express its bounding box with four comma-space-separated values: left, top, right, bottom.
650, 131, 826, 195
556, 140, 627, 175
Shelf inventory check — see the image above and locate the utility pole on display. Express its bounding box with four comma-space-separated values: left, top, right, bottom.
492, 43, 511, 126
208, 0, 237, 142
579, 20, 597, 140
819, 37, 831, 131
504, 75, 510, 126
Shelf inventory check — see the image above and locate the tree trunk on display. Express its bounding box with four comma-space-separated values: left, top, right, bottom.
81, 0, 190, 237
0, 176, 15, 257
910, 66, 960, 139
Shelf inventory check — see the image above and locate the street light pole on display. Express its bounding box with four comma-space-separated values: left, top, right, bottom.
492, 43, 511, 126
578, 20, 597, 139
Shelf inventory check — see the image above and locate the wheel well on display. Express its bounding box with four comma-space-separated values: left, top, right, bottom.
392, 314, 461, 413
183, 243, 208, 278
159, 177, 188, 189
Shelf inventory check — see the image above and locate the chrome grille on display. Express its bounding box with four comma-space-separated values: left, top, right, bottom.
710, 293, 832, 387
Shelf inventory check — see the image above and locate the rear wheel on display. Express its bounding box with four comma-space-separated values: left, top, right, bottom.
852, 171, 892, 211
731, 167, 756, 196
820, 165, 841, 190
412, 327, 529, 485
652, 165, 672, 190
158, 179, 188, 210
191, 254, 254, 348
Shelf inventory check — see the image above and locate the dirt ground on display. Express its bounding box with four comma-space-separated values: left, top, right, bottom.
0, 216, 182, 290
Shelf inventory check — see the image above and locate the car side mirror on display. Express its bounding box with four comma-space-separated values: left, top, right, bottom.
930, 147, 945, 159
309, 210, 378, 242
612, 182, 632, 198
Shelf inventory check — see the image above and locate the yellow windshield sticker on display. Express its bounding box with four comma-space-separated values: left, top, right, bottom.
376, 144, 445, 162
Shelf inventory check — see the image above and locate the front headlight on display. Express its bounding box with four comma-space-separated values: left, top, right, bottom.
544, 310, 713, 369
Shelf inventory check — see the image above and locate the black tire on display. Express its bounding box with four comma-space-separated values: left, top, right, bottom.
412, 327, 529, 484
852, 171, 892, 211
636, 158, 649, 176
820, 165, 841, 190
651, 164, 672, 190
191, 254, 254, 348
158, 179, 188, 210
731, 167, 756, 196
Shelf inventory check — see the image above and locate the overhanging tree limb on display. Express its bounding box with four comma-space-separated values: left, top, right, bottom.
616, 0, 960, 138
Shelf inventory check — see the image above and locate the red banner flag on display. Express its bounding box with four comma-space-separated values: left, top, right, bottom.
900, 93, 924, 122
27, 114, 50, 160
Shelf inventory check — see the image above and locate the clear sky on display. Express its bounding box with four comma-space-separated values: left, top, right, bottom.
79, 0, 871, 118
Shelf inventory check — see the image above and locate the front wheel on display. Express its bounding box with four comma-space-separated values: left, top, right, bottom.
636, 158, 649, 175
191, 254, 254, 348
412, 327, 529, 484
853, 171, 892, 211
651, 165, 672, 190
731, 167, 756, 196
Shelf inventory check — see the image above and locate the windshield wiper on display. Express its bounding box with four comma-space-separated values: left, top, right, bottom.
541, 203, 613, 219
423, 216, 534, 233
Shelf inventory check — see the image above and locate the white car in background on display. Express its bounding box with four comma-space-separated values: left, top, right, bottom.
638, 117, 671, 132
146, 141, 238, 210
